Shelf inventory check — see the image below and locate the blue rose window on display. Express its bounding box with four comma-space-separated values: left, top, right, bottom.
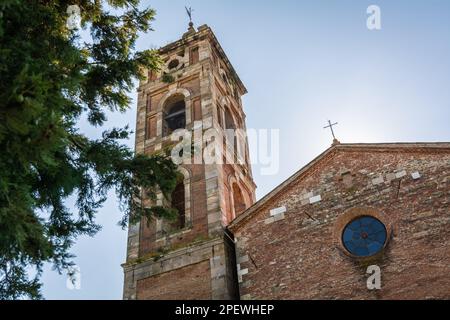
342, 216, 387, 257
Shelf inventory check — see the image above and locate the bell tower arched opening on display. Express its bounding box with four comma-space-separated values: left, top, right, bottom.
163, 94, 186, 136
232, 183, 246, 216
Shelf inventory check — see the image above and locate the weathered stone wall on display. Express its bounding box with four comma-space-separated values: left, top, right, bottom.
231, 146, 450, 300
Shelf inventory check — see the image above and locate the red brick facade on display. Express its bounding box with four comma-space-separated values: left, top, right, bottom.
229, 143, 450, 300
136, 261, 212, 300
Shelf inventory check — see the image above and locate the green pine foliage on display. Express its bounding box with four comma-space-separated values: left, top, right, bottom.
0, 1, 179, 299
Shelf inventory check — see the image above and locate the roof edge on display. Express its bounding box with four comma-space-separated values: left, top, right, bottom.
228, 141, 450, 232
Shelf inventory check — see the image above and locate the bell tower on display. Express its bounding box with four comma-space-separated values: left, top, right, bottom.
122, 24, 256, 300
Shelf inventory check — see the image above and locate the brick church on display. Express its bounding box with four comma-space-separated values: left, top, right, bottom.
122, 23, 450, 300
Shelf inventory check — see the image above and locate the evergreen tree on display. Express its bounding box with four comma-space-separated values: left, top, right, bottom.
0, 0, 178, 299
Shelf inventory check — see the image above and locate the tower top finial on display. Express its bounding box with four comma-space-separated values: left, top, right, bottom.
185, 6, 194, 30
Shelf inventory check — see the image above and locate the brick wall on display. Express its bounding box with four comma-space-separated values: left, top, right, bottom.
123, 237, 239, 300
231, 145, 450, 299
136, 260, 211, 300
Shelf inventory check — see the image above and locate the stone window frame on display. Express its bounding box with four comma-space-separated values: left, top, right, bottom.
155, 88, 192, 140
227, 175, 250, 223
155, 166, 192, 240
219, 67, 229, 86
161, 95, 186, 137
222, 102, 245, 165
332, 206, 393, 260
216, 102, 224, 129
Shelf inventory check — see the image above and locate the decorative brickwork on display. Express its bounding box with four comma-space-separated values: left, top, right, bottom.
136, 261, 212, 300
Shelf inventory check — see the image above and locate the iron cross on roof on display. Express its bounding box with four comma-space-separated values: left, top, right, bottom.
323, 120, 338, 140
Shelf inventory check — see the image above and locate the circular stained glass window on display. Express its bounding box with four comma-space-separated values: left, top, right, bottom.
342, 216, 387, 257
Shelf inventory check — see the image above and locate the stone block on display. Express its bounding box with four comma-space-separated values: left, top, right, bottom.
372, 176, 384, 185
396, 170, 407, 178
237, 255, 249, 264
270, 206, 287, 216
273, 212, 285, 222
411, 171, 421, 180
309, 195, 322, 204
238, 268, 248, 276
264, 217, 275, 224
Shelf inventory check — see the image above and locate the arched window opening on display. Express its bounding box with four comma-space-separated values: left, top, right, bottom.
224, 108, 239, 161
232, 184, 246, 216
225, 108, 235, 130
163, 95, 186, 136
217, 107, 223, 128
170, 179, 185, 230
222, 73, 228, 84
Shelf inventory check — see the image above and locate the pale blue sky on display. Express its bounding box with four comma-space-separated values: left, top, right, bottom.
41, 0, 450, 299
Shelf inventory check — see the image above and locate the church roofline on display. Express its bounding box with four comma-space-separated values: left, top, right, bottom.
228, 141, 450, 232
158, 24, 248, 95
